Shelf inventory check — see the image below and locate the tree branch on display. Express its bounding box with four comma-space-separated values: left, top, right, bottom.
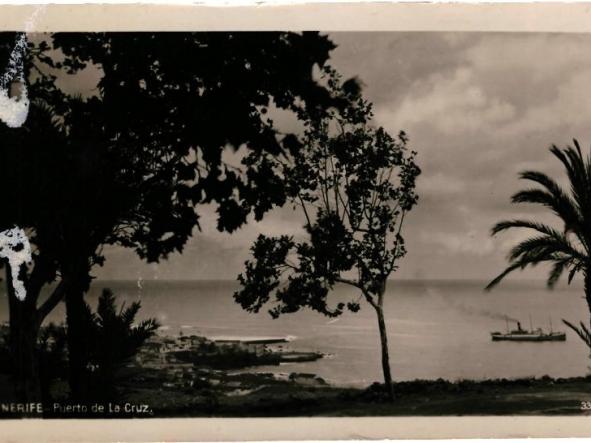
25, 255, 50, 305
388, 210, 406, 273
298, 193, 312, 228
362, 289, 378, 309
335, 277, 378, 308
37, 279, 67, 322
335, 277, 362, 289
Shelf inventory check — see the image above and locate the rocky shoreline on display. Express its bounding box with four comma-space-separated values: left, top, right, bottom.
117, 335, 591, 417
128, 333, 328, 394
4, 326, 590, 417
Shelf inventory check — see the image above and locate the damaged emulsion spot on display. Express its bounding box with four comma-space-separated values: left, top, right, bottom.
0, 33, 29, 128
0, 228, 32, 301
0, 6, 45, 129
0, 33, 31, 301
0, 8, 46, 301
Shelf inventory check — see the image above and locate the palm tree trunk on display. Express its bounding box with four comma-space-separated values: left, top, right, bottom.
373, 282, 394, 400
585, 270, 591, 329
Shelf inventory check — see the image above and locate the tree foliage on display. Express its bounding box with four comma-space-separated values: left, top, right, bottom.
487, 141, 591, 354
83, 288, 159, 398
21, 289, 157, 402
234, 69, 420, 397
0, 30, 341, 280
0, 31, 343, 401
235, 68, 420, 318
0, 31, 343, 308
486, 142, 591, 291
0, 32, 340, 268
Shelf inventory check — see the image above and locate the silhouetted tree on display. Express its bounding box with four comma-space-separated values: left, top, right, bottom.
38, 323, 67, 404
234, 69, 420, 400
0, 103, 70, 403
0, 321, 68, 407
0, 31, 343, 401
487, 142, 591, 355
14, 289, 156, 406
84, 288, 159, 401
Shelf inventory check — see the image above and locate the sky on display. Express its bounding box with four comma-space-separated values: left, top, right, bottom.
94, 32, 591, 282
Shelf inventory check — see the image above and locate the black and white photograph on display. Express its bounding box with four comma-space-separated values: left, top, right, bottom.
2, 3, 591, 433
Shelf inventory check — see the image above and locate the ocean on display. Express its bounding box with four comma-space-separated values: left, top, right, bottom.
1, 279, 589, 387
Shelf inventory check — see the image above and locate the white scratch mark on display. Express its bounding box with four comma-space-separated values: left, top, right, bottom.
0, 227, 32, 301
0, 6, 46, 302
0, 33, 29, 128
0, 5, 46, 128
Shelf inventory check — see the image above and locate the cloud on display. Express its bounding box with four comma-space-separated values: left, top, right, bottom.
465, 34, 591, 91
422, 230, 496, 257
500, 69, 591, 139
381, 67, 516, 136
417, 172, 466, 198
96, 32, 591, 281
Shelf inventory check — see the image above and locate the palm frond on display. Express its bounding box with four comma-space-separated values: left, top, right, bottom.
550, 144, 591, 230
490, 143, 591, 290
512, 182, 581, 236
547, 258, 572, 288
132, 318, 160, 341
573, 139, 583, 156
97, 288, 117, 322
563, 319, 591, 349
511, 188, 553, 205
568, 264, 582, 284
486, 245, 575, 291
508, 234, 583, 262
492, 219, 561, 237
519, 171, 564, 194
30, 100, 67, 136
121, 302, 141, 328
485, 261, 530, 291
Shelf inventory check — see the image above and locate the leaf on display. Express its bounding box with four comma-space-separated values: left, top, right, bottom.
563, 318, 591, 348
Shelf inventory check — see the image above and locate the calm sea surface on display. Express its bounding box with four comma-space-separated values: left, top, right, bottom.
1, 279, 590, 387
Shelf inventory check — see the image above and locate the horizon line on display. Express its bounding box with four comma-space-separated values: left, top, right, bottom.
92, 277, 571, 283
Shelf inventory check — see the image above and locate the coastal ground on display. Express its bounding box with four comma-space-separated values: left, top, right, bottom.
2, 330, 590, 418
122, 374, 591, 417
120, 333, 591, 417
1, 368, 590, 417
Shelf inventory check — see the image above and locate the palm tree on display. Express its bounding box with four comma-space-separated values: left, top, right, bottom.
82, 288, 159, 401
486, 141, 591, 348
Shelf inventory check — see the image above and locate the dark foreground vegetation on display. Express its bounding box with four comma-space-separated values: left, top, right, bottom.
1, 287, 588, 418
141, 375, 591, 417
2, 336, 590, 418
2, 373, 587, 418
1, 290, 589, 418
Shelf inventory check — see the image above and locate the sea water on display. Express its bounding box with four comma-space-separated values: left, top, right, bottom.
1, 279, 588, 387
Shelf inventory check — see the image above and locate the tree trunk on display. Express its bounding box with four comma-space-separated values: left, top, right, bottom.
6, 266, 42, 403
63, 259, 95, 402
374, 282, 394, 401
65, 278, 91, 402
585, 271, 591, 324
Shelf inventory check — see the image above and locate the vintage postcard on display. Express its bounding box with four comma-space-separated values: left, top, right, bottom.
2, 2, 591, 441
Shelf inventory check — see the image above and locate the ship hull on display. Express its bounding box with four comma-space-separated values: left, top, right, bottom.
491, 333, 566, 342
